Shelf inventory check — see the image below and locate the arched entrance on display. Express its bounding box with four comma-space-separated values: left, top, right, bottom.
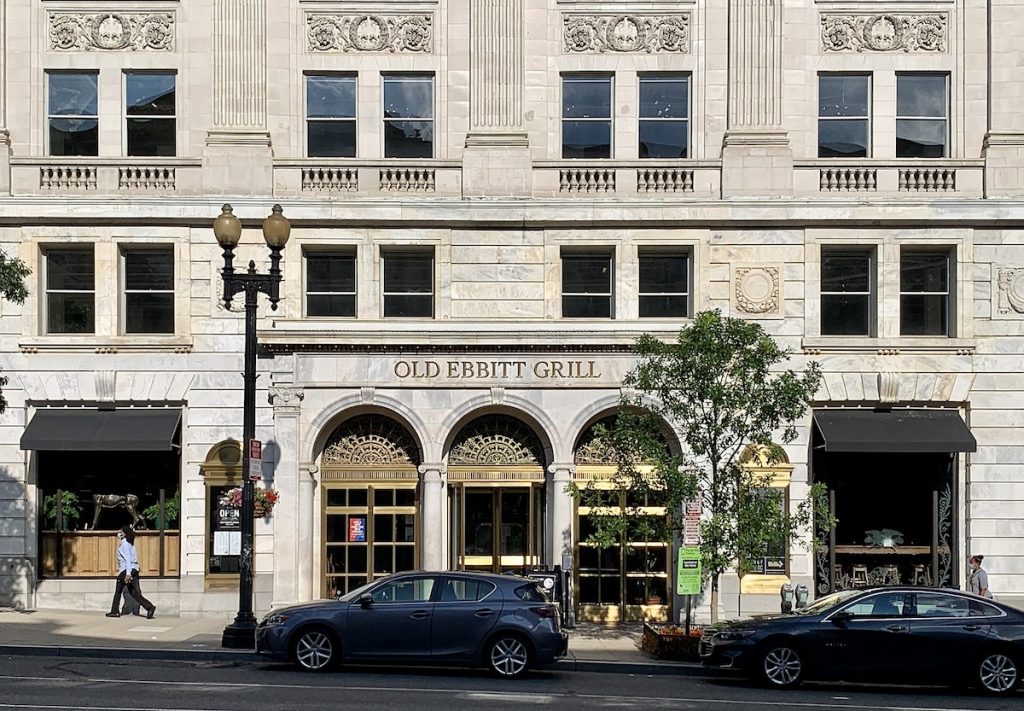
318, 414, 420, 597
447, 415, 546, 574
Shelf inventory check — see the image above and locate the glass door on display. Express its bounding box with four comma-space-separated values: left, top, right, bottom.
456, 485, 542, 573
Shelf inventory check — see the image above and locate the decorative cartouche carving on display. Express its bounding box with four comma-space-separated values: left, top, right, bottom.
322, 414, 418, 467
821, 14, 946, 53
997, 268, 1024, 315
449, 415, 543, 466
307, 14, 432, 53
48, 13, 174, 52
563, 15, 689, 54
734, 266, 781, 315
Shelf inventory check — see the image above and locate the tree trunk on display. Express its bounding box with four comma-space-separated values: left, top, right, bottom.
710, 572, 720, 623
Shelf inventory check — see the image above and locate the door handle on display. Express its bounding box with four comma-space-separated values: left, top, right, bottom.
885, 624, 907, 633
410, 610, 431, 619
475, 608, 495, 617
962, 624, 982, 632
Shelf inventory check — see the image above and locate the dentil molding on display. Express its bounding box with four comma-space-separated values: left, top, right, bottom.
821, 13, 946, 53
306, 13, 432, 53
996, 267, 1024, 317
732, 265, 782, 317
48, 11, 174, 52
563, 14, 689, 54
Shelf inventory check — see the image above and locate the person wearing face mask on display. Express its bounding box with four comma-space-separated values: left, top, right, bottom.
106, 525, 156, 619
967, 554, 993, 599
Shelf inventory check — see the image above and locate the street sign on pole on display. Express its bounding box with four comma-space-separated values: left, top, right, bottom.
676, 546, 702, 595
683, 496, 701, 546
248, 439, 263, 481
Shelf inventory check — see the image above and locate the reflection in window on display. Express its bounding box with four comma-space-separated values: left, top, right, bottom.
818, 74, 870, 158
46, 246, 95, 334
900, 250, 951, 336
562, 76, 612, 159
371, 577, 435, 603
562, 252, 613, 318
125, 72, 176, 157
123, 248, 174, 334
383, 249, 434, 318
897, 74, 948, 158
639, 251, 689, 318
48, 72, 98, 156
383, 75, 433, 158
639, 76, 689, 158
306, 251, 356, 317
820, 249, 874, 336
307, 75, 356, 157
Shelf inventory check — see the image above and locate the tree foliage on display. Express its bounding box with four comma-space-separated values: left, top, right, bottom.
0, 249, 31, 414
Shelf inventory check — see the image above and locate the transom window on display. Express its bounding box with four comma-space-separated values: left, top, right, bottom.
123, 248, 174, 334
820, 249, 874, 336
306, 74, 356, 157
45, 246, 95, 334
562, 251, 613, 318
125, 72, 176, 157
562, 76, 612, 159
896, 74, 948, 158
48, 72, 98, 157
900, 250, 951, 336
638, 250, 689, 318
818, 74, 870, 158
306, 251, 356, 317
383, 75, 433, 158
639, 75, 689, 158
383, 249, 434, 318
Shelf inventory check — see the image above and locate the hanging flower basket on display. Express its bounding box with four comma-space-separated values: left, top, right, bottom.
220, 487, 280, 518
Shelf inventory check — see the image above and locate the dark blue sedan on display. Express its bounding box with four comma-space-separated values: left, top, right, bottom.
256, 571, 568, 677
701, 587, 1024, 695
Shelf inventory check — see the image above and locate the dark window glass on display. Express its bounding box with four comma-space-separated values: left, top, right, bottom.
639, 252, 688, 318
48, 72, 98, 156
818, 75, 870, 158
384, 76, 433, 158
900, 251, 950, 336
383, 250, 433, 318
307, 75, 356, 157
897, 74, 947, 158
126, 73, 176, 157
562, 77, 612, 159
639, 77, 688, 158
124, 249, 174, 334
562, 253, 612, 318
514, 583, 548, 602
306, 252, 356, 317
46, 247, 95, 334
820, 251, 872, 336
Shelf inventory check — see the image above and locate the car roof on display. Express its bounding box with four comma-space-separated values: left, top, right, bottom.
388, 570, 540, 585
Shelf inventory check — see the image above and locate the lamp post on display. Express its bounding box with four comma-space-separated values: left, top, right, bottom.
214, 203, 291, 649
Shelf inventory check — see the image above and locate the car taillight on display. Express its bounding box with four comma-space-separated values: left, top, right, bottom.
530, 605, 557, 618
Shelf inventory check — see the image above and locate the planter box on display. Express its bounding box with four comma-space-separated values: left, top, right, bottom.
640, 622, 703, 661
41, 530, 180, 577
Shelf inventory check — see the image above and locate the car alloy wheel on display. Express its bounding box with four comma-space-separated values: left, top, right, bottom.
978, 652, 1018, 695
294, 629, 336, 672
488, 636, 530, 679
761, 645, 803, 688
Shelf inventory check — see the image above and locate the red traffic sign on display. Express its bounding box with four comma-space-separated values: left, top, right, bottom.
249, 440, 262, 460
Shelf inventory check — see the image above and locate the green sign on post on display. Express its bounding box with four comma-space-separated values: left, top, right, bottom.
676, 546, 702, 595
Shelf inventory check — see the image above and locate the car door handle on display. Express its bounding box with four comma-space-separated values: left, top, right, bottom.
474, 609, 495, 617
962, 624, 983, 632
410, 610, 431, 619
885, 624, 907, 633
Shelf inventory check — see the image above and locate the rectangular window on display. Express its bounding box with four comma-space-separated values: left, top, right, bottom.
45, 246, 95, 334
123, 248, 174, 334
383, 75, 433, 158
638, 250, 689, 318
820, 249, 874, 336
639, 75, 688, 158
897, 74, 948, 158
562, 76, 612, 159
306, 251, 356, 317
562, 251, 613, 318
307, 74, 356, 157
48, 71, 98, 156
125, 72, 176, 157
900, 250, 951, 336
383, 249, 433, 318
818, 74, 870, 158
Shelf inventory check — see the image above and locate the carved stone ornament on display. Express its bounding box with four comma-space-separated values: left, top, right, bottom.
821, 14, 946, 53
563, 14, 689, 54
734, 266, 781, 315
48, 12, 174, 52
307, 14, 432, 53
322, 414, 418, 467
449, 415, 543, 466
269, 387, 304, 411
997, 268, 1024, 315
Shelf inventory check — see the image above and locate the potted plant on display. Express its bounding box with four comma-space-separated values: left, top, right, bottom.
640, 622, 706, 661
220, 487, 279, 518
42, 491, 83, 530
142, 490, 180, 528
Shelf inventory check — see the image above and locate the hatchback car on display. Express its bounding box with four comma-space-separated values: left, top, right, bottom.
700, 587, 1024, 695
256, 571, 568, 677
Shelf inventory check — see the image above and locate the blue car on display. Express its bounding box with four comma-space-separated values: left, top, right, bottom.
256, 571, 569, 677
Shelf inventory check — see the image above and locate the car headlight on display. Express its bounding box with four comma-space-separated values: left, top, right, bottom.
715, 629, 757, 641
262, 613, 290, 626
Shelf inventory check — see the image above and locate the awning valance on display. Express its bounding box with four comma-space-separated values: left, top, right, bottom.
20, 409, 181, 451
813, 409, 976, 453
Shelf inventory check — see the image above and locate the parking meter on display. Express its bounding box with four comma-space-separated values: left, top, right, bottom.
795, 584, 809, 609
780, 583, 794, 613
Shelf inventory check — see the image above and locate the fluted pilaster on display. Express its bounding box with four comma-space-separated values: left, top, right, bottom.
213, 0, 266, 130
983, 0, 1024, 197
470, 0, 523, 131
0, 0, 11, 195
728, 0, 783, 130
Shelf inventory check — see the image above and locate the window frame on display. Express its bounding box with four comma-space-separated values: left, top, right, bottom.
381, 247, 435, 319
382, 73, 434, 159
120, 245, 175, 335
637, 74, 690, 160
42, 244, 96, 335
817, 73, 872, 159
819, 247, 876, 337
561, 74, 614, 160
46, 70, 99, 157
123, 70, 177, 157
637, 248, 691, 319
305, 73, 358, 158
896, 72, 949, 159
899, 247, 954, 337
304, 248, 358, 318
561, 250, 615, 319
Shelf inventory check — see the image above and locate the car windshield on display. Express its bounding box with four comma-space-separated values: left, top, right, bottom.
795, 589, 863, 615
336, 580, 375, 602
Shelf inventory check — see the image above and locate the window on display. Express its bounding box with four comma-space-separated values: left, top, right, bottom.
123, 248, 174, 334
383, 75, 433, 158
820, 249, 874, 336
910, 592, 970, 618
897, 74, 948, 158
744, 488, 788, 576
48, 72, 98, 156
383, 249, 433, 317
45, 246, 95, 334
440, 578, 496, 602
306, 251, 356, 317
370, 576, 435, 603
562, 76, 612, 159
562, 252, 613, 318
125, 72, 176, 156
818, 74, 870, 158
639, 76, 689, 158
839, 591, 906, 618
306, 75, 356, 157
638, 250, 689, 318
900, 250, 951, 336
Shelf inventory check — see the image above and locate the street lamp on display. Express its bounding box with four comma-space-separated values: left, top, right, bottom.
214, 203, 291, 649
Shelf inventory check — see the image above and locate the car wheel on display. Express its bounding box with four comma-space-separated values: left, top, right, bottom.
976, 651, 1019, 695
292, 627, 339, 672
759, 643, 804, 689
487, 634, 532, 679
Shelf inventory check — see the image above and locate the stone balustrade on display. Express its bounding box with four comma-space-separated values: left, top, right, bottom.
795, 161, 984, 198
11, 158, 202, 195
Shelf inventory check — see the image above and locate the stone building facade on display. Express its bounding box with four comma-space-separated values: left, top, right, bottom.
1, 0, 1023, 620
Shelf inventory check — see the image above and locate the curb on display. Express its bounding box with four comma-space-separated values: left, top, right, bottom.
558, 657, 705, 676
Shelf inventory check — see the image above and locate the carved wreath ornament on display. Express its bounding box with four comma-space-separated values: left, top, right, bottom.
49, 13, 174, 52
734, 267, 780, 315
307, 14, 432, 53
821, 14, 946, 53
997, 268, 1024, 315
563, 15, 689, 54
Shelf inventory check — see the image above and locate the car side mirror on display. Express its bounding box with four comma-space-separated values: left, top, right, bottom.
830, 610, 852, 624
359, 593, 373, 608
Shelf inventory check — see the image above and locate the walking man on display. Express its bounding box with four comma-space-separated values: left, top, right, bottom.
107, 525, 156, 619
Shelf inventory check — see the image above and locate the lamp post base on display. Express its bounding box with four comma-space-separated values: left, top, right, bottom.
222, 617, 257, 649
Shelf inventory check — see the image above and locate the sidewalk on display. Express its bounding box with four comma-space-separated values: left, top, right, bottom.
0, 608, 701, 675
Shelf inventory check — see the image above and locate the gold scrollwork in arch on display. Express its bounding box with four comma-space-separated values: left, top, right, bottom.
449, 415, 543, 466
322, 414, 418, 467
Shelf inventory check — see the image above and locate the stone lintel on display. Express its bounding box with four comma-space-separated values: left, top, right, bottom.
465, 131, 530, 149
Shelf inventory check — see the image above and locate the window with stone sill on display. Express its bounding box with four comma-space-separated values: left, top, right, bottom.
896, 73, 948, 159
122, 247, 174, 334
818, 73, 871, 159
125, 71, 176, 157
562, 75, 612, 159
48, 71, 98, 157
638, 249, 689, 318
307, 74, 356, 158
639, 75, 689, 159
562, 250, 614, 318
383, 74, 433, 159
305, 250, 357, 317
900, 249, 953, 337
382, 248, 433, 318
820, 248, 875, 336
44, 245, 95, 335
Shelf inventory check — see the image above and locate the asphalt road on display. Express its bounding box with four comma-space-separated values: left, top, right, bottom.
0, 655, 1020, 711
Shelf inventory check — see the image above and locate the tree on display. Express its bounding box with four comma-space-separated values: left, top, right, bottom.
0, 249, 31, 414
578, 310, 826, 623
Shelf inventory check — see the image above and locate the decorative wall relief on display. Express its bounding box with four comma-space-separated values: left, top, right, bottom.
732, 265, 781, 316
996, 268, 1024, 316
821, 14, 947, 53
306, 14, 432, 53
48, 12, 174, 51
563, 14, 689, 53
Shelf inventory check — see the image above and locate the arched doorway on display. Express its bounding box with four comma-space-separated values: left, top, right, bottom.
448, 414, 546, 574
319, 414, 420, 597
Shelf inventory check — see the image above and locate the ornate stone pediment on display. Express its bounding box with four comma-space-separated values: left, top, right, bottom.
48, 12, 174, 52
563, 14, 689, 54
821, 14, 946, 53
306, 14, 432, 53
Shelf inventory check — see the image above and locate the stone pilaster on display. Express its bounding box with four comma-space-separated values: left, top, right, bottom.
269, 387, 303, 607
297, 463, 317, 601
0, 0, 11, 195
203, 0, 273, 195
983, 1, 1024, 197
462, 0, 531, 196
547, 464, 575, 566
418, 464, 447, 571
721, 0, 792, 198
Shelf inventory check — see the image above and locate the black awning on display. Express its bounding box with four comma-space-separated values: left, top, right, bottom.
20, 409, 181, 451
813, 409, 976, 453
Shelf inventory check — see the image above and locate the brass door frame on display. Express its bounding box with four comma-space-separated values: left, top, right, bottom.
454, 483, 543, 573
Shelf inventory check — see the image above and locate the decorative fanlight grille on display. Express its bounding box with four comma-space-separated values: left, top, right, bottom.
573, 416, 619, 465
322, 414, 419, 466
449, 415, 544, 466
